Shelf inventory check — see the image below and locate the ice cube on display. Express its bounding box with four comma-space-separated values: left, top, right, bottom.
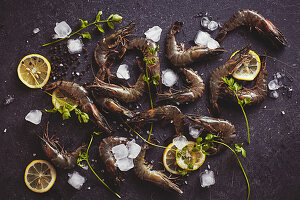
116, 157, 134, 171
274, 72, 285, 79
68, 171, 86, 190
144, 26, 162, 42
189, 126, 201, 139
162, 68, 178, 87
200, 170, 215, 187
269, 91, 279, 99
112, 144, 128, 160
67, 39, 83, 54
53, 21, 72, 39
116, 64, 130, 80
207, 21, 219, 31
25, 110, 42, 125
268, 79, 281, 90
200, 17, 210, 28
3, 95, 14, 105
127, 140, 141, 159
173, 136, 187, 149
33, 28, 40, 34
281, 111, 285, 115
194, 31, 211, 46
207, 38, 220, 49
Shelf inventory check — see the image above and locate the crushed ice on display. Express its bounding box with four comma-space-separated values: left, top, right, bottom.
194, 31, 220, 49
200, 17, 210, 28
116, 64, 130, 80
25, 110, 42, 125
33, 28, 40, 34
173, 136, 187, 149
53, 21, 72, 39
127, 139, 141, 159
116, 157, 134, 171
189, 126, 201, 139
68, 171, 86, 190
268, 79, 281, 90
67, 39, 83, 54
162, 68, 178, 87
207, 21, 219, 31
200, 170, 215, 187
3, 95, 14, 106
144, 26, 162, 42
112, 144, 128, 160
269, 91, 279, 99
112, 140, 141, 171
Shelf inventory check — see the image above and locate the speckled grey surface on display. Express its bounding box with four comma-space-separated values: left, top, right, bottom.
1, 0, 300, 199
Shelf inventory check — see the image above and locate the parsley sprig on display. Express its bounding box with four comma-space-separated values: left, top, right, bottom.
142, 46, 160, 141
77, 132, 121, 199
222, 77, 251, 144
42, 11, 123, 46
196, 135, 249, 200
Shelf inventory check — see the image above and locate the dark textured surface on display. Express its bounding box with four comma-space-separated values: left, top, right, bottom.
1, 0, 300, 199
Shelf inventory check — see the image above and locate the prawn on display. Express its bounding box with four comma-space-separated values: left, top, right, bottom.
94, 22, 136, 80
128, 105, 185, 138
166, 21, 224, 67
222, 57, 268, 105
134, 144, 183, 194
126, 37, 161, 92
209, 45, 252, 115
186, 115, 236, 155
99, 136, 129, 186
44, 81, 112, 133
94, 96, 136, 119
215, 9, 287, 47
40, 125, 86, 169
156, 68, 205, 105
89, 73, 146, 103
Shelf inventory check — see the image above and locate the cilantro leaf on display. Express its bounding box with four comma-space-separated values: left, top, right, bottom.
95, 11, 102, 22
235, 143, 246, 158
107, 21, 114, 29
79, 19, 88, 28
95, 24, 104, 33
81, 32, 91, 39
45, 107, 58, 113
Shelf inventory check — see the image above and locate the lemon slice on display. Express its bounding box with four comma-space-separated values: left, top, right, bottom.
230, 50, 261, 81
163, 143, 183, 175
176, 141, 206, 171
17, 54, 51, 88
24, 160, 56, 193
52, 88, 78, 110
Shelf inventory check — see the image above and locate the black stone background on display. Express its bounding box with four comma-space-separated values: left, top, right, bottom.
1, 0, 299, 199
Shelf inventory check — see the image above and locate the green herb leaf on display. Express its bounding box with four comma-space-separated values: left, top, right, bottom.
80, 19, 88, 28
110, 14, 122, 23
192, 145, 201, 152
45, 107, 58, 113
182, 146, 188, 151
178, 169, 189, 176
235, 143, 246, 158
107, 21, 114, 29
80, 112, 89, 123
93, 131, 102, 135
187, 163, 194, 169
244, 97, 251, 105
196, 137, 203, 144
95, 11, 102, 22
142, 74, 150, 83
205, 134, 215, 141
176, 152, 181, 158
62, 106, 71, 120
95, 24, 105, 33
81, 32, 92, 39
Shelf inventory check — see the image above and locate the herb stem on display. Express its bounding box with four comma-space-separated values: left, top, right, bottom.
213, 140, 250, 200
234, 92, 250, 144
42, 19, 114, 47
144, 58, 154, 141
85, 135, 121, 199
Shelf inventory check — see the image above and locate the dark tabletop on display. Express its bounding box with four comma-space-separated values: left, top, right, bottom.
1, 0, 300, 200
